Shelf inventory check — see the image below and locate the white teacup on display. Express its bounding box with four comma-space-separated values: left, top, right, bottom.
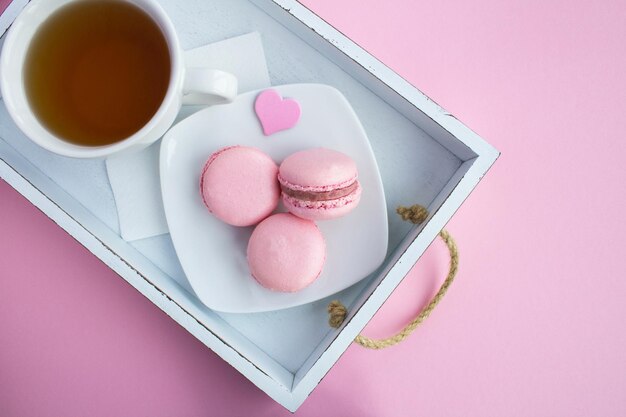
0, 0, 238, 159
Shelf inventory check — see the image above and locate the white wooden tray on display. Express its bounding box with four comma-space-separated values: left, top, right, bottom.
0, 0, 499, 412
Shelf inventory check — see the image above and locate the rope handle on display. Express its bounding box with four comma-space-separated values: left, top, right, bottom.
327, 205, 459, 349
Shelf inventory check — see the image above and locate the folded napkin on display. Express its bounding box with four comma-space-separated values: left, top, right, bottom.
106, 32, 271, 241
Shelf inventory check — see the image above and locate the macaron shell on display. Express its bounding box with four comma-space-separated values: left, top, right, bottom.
278, 148, 358, 191
200, 146, 279, 227
282, 182, 362, 221
247, 213, 326, 292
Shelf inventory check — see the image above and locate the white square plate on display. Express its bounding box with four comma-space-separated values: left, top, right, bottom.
160, 84, 388, 312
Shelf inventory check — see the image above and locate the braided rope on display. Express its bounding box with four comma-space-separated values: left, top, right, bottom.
327, 205, 459, 349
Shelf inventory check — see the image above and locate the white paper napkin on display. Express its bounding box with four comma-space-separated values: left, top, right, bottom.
106, 32, 271, 241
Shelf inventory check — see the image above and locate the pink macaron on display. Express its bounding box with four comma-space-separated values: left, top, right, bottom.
278, 148, 362, 221
200, 146, 280, 227
247, 213, 326, 292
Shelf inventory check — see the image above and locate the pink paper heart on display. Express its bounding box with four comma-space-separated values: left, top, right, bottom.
254, 89, 301, 136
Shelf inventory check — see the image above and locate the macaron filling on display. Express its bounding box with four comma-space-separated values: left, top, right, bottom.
282, 183, 361, 209
280, 181, 359, 202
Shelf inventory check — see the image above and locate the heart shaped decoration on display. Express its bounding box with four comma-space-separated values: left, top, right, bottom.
254, 89, 301, 136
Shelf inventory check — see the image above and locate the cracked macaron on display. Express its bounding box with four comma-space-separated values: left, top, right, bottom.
247, 213, 326, 292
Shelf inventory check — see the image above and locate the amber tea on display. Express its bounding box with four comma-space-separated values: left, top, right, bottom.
23, 0, 171, 146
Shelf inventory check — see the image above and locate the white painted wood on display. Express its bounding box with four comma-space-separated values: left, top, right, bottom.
0, 139, 295, 398
250, 0, 497, 162
0, 0, 27, 41
0, 0, 499, 412
0, 0, 463, 377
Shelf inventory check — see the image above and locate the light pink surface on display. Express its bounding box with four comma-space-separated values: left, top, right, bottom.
200, 146, 279, 227
1, 0, 625, 416
254, 89, 301, 135
247, 213, 325, 292
0, 0, 11, 15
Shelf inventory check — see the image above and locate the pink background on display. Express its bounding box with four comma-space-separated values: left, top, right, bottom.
1, 0, 625, 415
0, 0, 11, 15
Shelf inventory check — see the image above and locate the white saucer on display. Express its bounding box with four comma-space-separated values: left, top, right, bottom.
160, 84, 388, 313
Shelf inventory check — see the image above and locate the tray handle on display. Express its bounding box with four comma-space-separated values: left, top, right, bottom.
328, 205, 459, 350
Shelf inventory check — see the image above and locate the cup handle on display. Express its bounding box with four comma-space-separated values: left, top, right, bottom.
182, 67, 238, 105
